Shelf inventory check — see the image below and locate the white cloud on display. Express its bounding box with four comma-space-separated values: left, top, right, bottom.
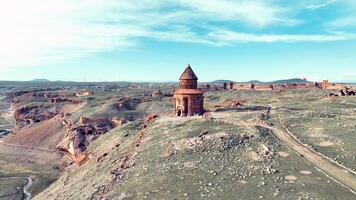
305, 0, 337, 10
0, 0, 135, 68
326, 0, 356, 28
0, 0, 355, 69
0, 0, 208, 68
178, 0, 298, 27
327, 17, 356, 27
207, 30, 356, 43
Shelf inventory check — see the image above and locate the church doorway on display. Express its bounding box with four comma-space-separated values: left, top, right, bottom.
177, 109, 182, 116
183, 97, 188, 115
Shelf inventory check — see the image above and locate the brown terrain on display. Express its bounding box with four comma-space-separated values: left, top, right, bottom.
0, 74, 355, 200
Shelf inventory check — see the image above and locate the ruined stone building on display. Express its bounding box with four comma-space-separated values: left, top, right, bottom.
229, 82, 234, 90
223, 83, 227, 90
174, 65, 204, 116
322, 80, 329, 89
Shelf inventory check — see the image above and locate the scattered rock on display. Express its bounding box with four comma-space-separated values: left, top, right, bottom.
299, 170, 312, 175
277, 151, 289, 158
285, 175, 297, 181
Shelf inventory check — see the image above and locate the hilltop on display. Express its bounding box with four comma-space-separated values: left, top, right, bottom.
34, 89, 356, 199
30, 79, 52, 82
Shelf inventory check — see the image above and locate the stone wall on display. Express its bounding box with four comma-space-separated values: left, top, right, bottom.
174, 94, 204, 116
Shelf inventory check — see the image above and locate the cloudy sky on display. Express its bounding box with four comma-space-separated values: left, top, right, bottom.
0, 0, 356, 82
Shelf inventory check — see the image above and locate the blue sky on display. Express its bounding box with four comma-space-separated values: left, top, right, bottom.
1, 0, 356, 82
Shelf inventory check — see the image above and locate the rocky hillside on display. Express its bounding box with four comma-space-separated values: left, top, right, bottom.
2, 86, 355, 200
35, 108, 354, 200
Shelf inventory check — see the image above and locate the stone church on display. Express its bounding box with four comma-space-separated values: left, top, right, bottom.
174, 65, 204, 116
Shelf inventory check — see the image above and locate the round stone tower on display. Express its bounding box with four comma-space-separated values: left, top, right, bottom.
174, 65, 204, 116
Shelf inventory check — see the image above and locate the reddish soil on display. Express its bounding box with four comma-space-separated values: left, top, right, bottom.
3, 117, 64, 149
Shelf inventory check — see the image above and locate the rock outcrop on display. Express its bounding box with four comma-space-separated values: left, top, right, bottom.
57, 116, 128, 165
14, 105, 58, 128
151, 90, 163, 97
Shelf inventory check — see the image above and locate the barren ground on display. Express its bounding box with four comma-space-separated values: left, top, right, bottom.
0, 84, 355, 200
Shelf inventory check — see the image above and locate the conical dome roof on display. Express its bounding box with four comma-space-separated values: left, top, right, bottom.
179, 64, 198, 80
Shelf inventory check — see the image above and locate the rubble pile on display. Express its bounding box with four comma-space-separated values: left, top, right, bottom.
325, 93, 339, 97
325, 88, 356, 97
341, 89, 356, 96
222, 99, 247, 108
141, 114, 159, 129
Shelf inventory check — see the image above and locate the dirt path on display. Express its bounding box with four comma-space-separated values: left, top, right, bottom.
23, 177, 32, 200
214, 108, 356, 195
263, 109, 356, 195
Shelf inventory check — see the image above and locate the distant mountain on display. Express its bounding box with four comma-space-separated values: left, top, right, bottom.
213, 78, 311, 85
270, 78, 311, 84
30, 79, 51, 82
246, 80, 263, 84
212, 80, 235, 83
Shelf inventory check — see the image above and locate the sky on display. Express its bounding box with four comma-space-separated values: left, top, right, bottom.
0, 0, 356, 82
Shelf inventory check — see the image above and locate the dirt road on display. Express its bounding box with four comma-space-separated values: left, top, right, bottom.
264, 110, 356, 195
214, 108, 356, 195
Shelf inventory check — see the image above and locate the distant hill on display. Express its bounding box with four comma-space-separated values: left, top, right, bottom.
270, 78, 311, 84
217, 78, 311, 85
212, 80, 235, 83
246, 80, 263, 84
30, 79, 51, 82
